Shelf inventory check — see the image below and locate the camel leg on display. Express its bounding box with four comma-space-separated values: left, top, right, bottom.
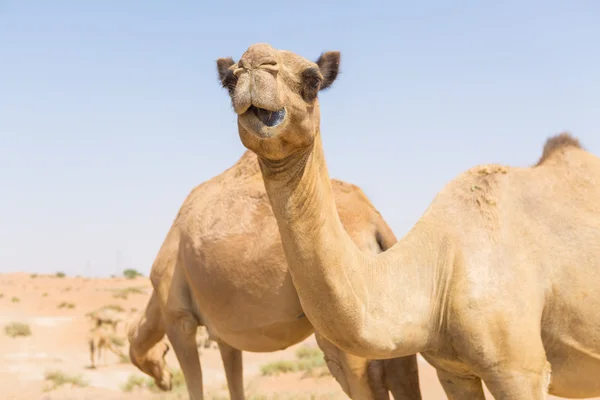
466, 322, 550, 400
436, 369, 485, 399
481, 360, 551, 400
166, 317, 204, 400
382, 355, 422, 400
89, 340, 96, 369
106, 340, 124, 363
218, 341, 245, 400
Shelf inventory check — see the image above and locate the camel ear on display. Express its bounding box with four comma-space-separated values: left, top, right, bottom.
315, 51, 340, 91
216, 57, 236, 84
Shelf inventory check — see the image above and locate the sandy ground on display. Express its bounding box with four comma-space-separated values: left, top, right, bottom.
0, 273, 594, 400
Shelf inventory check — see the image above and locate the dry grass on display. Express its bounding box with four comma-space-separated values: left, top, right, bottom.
103, 304, 125, 312
4, 322, 32, 338
44, 370, 88, 391
58, 301, 76, 309
112, 286, 145, 300
260, 345, 327, 377
11, 296, 20, 303
122, 368, 186, 393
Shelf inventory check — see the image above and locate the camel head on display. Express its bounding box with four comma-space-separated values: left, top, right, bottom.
217, 43, 340, 160
129, 340, 173, 391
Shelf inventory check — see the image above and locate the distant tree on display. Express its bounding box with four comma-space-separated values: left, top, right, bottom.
123, 269, 143, 279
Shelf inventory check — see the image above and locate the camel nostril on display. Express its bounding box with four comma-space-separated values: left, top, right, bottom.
250, 105, 286, 127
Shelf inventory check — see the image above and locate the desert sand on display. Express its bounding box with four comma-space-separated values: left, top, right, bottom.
0, 272, 593, 400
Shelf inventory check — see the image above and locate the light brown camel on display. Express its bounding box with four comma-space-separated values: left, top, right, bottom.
127, 151, 421, 400
216, 42, 600, 399
86, 307, 124, 332
88, 324, 125, 369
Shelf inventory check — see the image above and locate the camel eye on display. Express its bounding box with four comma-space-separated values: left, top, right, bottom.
310, 78, 321, 89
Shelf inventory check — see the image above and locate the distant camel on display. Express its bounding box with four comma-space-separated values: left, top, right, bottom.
216, 42, 600, 399
86, 307, 124, 332
88, 324, 125, 369
127, 150, 421, 400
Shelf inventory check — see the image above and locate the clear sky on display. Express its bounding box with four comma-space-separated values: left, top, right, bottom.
1, 1, 599, 277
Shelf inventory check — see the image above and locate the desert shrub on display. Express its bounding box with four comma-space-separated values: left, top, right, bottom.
122, 369, 185, 393
261, 345, 326, 377
11, 296, 20, 303
123, 269, 143, 279
4, 322, 32, 338
55, 272, 66, 278
44, 370, 88, 391
113, 286, 144, 300
103, 304, 125, 312
122, 374, 146, 392
57, 302, 76, 309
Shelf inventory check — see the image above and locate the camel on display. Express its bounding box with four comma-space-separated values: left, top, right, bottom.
215, 42, 600, 399
88, 324, 125, 369
196, 326, 219, 353
86, 307, 124, 332
126, 150, 421, 400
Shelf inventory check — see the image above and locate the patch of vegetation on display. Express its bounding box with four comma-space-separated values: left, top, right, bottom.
122, 369, 186, 393
260, 345, 326, 377
55, 271, 66, 278
123, 268, 143, 279
122, 374, 146, 392
0, 292, 3, 299
57, 302, 76, 309
44, 370, 88, 391
103, 304, 125, 312
11, 296, 20, 303
62, 286, 72, 292
113, 286, 145, 300
30, 273, 38, 278
4, 322, 32, 338
295, 346, 323, 360
42, 292, 48, 297
119, 353, 130, 364
260, 360, 299, 376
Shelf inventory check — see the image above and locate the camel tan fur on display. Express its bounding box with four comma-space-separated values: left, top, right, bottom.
88, 324, 125, 369
86, 308, 124, 332
216, 42, 600, 399
127, 151, 421, 400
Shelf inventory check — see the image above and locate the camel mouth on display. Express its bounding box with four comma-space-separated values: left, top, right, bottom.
249, 105, 286, 127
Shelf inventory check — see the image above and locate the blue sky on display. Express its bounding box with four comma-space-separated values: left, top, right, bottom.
1, 1, 599, 277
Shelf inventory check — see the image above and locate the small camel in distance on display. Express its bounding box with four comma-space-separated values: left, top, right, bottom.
88, 322, 125, 369
216, 42, 600, 399
127, 150, 422, 400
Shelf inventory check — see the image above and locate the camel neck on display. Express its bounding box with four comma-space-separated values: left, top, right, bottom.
257, 134, 436, 358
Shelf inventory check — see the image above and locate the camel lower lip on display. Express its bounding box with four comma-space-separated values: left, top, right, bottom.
249, 105, 286, 127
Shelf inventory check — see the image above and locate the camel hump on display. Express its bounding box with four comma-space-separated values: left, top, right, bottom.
535, 132, 583, 166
